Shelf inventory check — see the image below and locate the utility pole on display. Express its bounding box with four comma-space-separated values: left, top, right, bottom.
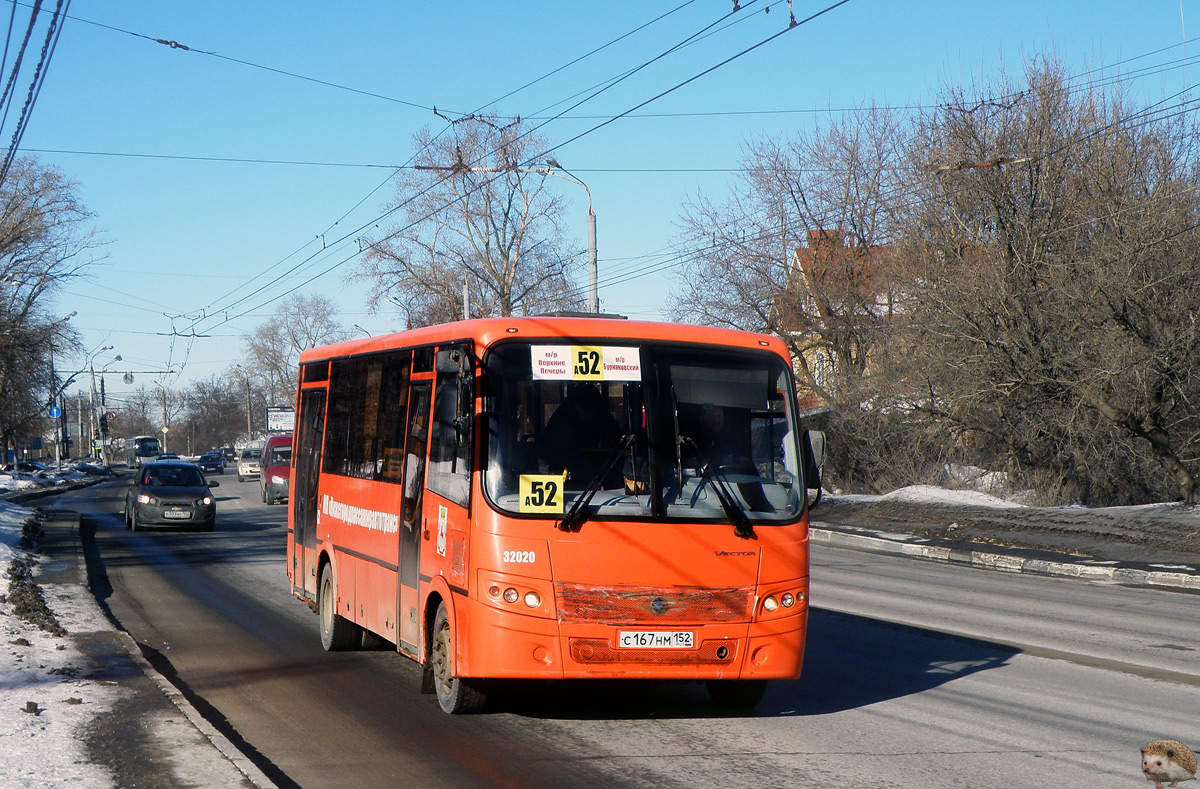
98, 376, 109, 467
245, 378, 253, 439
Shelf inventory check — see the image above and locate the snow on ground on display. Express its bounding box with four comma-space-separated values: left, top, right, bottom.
0, 499, 116, 789
832, 484, 1024, 509
0, 467, 90, 492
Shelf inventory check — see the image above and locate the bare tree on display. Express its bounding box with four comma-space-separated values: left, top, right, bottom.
0, 159, 98, 454
671, 106, 908, 398
111, 386, 158, 440
669, 107, 934, 491
904, 58, 1200, 504
241, 292, 349, 405
181, 375, 243, 452
357, 114, 583, 326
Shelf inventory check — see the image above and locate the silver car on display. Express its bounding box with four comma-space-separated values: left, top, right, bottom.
236, 447, 261, 482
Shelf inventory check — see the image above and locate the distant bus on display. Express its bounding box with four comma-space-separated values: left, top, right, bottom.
287, 316, 816, 713
124, 435, 162, 469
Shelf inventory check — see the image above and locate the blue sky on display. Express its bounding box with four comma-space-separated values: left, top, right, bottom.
20, 0, 1195, 401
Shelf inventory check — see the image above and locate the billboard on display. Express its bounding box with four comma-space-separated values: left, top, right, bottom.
266, 408, 295, 433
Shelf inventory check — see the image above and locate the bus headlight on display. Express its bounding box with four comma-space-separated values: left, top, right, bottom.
503, 588, 519, 604
523, 591, 541, 608
762, 596, 779, 612
781, 593, 795, 608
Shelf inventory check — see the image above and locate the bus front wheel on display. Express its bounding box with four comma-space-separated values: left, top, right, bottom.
706, 679, 768, 709
430, 603, 487, 714
318, 566, 360, 651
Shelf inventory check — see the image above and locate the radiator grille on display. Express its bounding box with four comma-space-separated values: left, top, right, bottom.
569, 638, 738, 664
556, 584, 752, 624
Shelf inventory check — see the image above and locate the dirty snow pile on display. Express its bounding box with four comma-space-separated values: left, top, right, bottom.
0, 500, 116, 788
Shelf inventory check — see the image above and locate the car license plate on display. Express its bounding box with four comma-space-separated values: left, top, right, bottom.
618, 630, 694, 649
163, 510, 191, 519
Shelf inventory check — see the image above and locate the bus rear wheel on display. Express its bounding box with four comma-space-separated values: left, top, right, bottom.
318, 566, 360, 651
430, 603, 487, 714
706, 679, 768, 709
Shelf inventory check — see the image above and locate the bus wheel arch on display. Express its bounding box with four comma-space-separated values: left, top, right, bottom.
317, 558, 360, 651
427, 599, 487, 714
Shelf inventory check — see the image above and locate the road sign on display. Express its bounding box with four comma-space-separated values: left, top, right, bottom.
106, 411, 116, 421
48, 406, 61, 418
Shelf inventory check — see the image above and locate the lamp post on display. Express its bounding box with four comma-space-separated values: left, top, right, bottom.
413, 158, 600, 314
546, 159, 598, 313
153, 380, 169, 455
91, 352, 121, 467
47, 312, 76, 467
87, 346, 116, 465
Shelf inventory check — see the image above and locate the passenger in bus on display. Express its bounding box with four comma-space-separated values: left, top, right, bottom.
540, 382, 621, 484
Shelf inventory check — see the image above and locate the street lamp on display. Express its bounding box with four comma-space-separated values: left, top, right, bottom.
47, 312, 76, 467
152, 380, 169, 454
91, 352, 121, 467
413, 158, 600, 314
546, 159, 598, 313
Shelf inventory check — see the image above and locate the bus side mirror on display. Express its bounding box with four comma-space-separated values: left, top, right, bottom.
802, 429, 825, 490
436, 348, 468, 374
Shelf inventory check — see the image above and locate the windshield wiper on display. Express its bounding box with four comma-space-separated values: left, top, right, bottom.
555, 434, 635, 532
679, 436, 755, 539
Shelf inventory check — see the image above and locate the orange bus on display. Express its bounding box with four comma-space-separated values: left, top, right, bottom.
287, 315, 817, 713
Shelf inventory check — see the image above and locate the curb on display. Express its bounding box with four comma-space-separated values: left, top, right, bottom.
809, 523, 1200, 592
47, 508, 278, 789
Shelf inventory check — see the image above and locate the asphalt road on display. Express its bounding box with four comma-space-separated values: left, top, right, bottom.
57, 477, 1200, 789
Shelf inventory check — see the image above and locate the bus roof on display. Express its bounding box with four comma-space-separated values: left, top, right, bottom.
299, 316, 788, 364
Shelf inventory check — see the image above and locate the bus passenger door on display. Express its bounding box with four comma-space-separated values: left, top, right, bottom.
293, 388, 326, 601
419, 346, 475, 616
398, 382, 431, 654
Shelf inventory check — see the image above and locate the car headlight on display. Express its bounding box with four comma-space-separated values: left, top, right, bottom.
197, 496, 213, 506
271, 475, 286, 485
137, 493, 156, 505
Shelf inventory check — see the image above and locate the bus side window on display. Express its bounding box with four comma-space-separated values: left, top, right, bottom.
427, 346, 472, 506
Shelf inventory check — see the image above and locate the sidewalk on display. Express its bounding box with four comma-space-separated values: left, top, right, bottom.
34, 507, 275, 788
810, 517, 1200, 592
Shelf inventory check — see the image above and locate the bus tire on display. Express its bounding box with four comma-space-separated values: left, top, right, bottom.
430, 603, 487, 714
706, 679, 768, 709
319, 566, 360, 651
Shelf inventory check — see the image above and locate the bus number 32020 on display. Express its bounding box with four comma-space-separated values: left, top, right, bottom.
503, 550, 536, 563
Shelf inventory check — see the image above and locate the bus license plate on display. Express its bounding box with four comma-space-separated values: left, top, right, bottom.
163, 510, 191, 519
618, 630, 694, 649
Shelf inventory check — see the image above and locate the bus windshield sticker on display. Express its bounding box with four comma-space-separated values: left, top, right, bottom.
531, 345, 641, 381
519, 474, 566, 514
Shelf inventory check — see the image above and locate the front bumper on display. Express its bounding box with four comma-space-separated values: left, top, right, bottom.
133, 502, 216, 527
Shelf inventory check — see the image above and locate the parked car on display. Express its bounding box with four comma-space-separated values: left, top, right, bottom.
123, 459, 218, 531
236, 446, 261, 482
259, 434, 292, 504
196, 451, 225, 475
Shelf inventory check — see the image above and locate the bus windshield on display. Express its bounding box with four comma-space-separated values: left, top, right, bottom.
484, 341, 805, 524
